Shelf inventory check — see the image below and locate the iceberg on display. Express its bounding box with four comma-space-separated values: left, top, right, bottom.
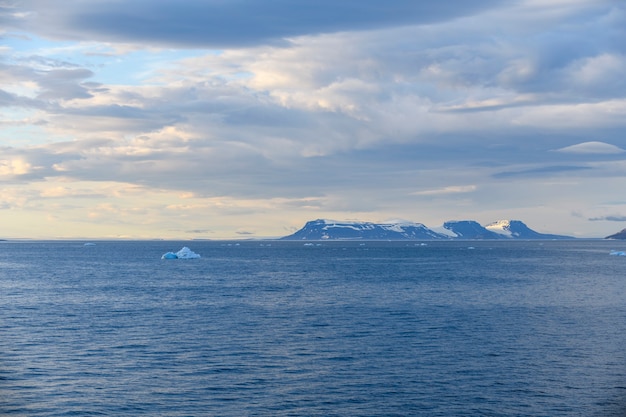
161, 246, 201, 259
609, 250, 626, 256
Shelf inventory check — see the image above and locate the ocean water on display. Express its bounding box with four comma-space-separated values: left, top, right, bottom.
1, 239, 626, 416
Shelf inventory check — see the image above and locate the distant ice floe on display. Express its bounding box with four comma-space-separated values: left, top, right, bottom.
161, 246, 201, 259
610, 250, 626, 256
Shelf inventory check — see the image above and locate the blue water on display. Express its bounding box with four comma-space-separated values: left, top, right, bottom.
1, 240, 626, 416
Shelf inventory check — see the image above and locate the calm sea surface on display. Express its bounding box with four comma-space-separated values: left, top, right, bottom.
1, 239, 626, 416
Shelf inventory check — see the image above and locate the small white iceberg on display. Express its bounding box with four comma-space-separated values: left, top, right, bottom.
161, 246, 201, 259
610, 250, 626, 256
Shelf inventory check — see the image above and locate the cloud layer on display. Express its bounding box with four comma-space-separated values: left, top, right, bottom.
8, 0, 506, 47
0, 0, 625, 238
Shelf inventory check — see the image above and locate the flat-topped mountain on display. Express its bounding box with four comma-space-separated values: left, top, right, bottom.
281, 219, 573, 240
606, 229, 626, 239
485, 220, 572, 239
281, 219, 446, 240
430, 219, 572, 240
441, 220, 503, 239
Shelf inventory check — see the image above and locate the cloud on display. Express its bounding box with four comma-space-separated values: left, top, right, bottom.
588, 215, 626, 222
0, 0, 625, 238
185, 229, 214, 234
0, 158, 32, 176
493, 165, 592, 179
555, 141, 625, 154
10, 0, 506, 48
412, 185, 477, 196
38, 186, 103, 198
0, 56, 100, 111
235, 230, 255, 235
566, 53, 626, 97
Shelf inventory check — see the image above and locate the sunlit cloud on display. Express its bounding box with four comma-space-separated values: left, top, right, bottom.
556, 141, 625, 154
0, 158, 33, 176
412, 185, 477, 196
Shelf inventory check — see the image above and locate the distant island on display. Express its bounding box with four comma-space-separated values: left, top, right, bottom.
606, 229, 626, 240
281, 219, 574, 240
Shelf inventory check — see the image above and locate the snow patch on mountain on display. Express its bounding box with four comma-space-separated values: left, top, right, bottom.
485, 220, 516, 237
431, 226, 459, 238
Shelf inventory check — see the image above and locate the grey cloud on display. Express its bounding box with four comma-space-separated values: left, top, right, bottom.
2, 135, 462, 199
392, 4, 626, 106
20, 55, 82, 70
0, 3, 19, 27
492, 165, 592, 179
0, 89, 18, 106
36, 68, 95, 100
14, 0, 506, 48
57, 103, 161, 120
235, 230, 255, 235
0, 59, 97, 107
588, 215, 626, 222
185, 229, 214, 234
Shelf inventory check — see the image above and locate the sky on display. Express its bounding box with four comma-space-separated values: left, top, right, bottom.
0, 0, 625, 239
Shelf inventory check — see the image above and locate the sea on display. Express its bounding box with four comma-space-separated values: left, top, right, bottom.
1, 239, 626, 416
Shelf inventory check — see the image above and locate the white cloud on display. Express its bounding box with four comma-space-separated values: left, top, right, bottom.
556, 141, 625, 154
0, 158, 33, 176
510, 100, 626, 129
412, 185, 477, 196
565, 53, 626, 97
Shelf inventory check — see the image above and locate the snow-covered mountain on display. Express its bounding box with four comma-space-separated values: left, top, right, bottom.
439, 219, 572, 240
440, 220, 505, 239
282, 219, 574, 240
281, 219, 448, 240
606, 228, 626, 239
485, 220, 572, 239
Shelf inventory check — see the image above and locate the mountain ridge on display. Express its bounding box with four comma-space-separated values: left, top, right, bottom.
281, 219, 446, 241
281, 219, 574, 240
606, 228, 626, 240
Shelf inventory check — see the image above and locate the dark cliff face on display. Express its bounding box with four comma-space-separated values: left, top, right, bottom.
509, 220, 543, 237
606, 229, 626, 239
